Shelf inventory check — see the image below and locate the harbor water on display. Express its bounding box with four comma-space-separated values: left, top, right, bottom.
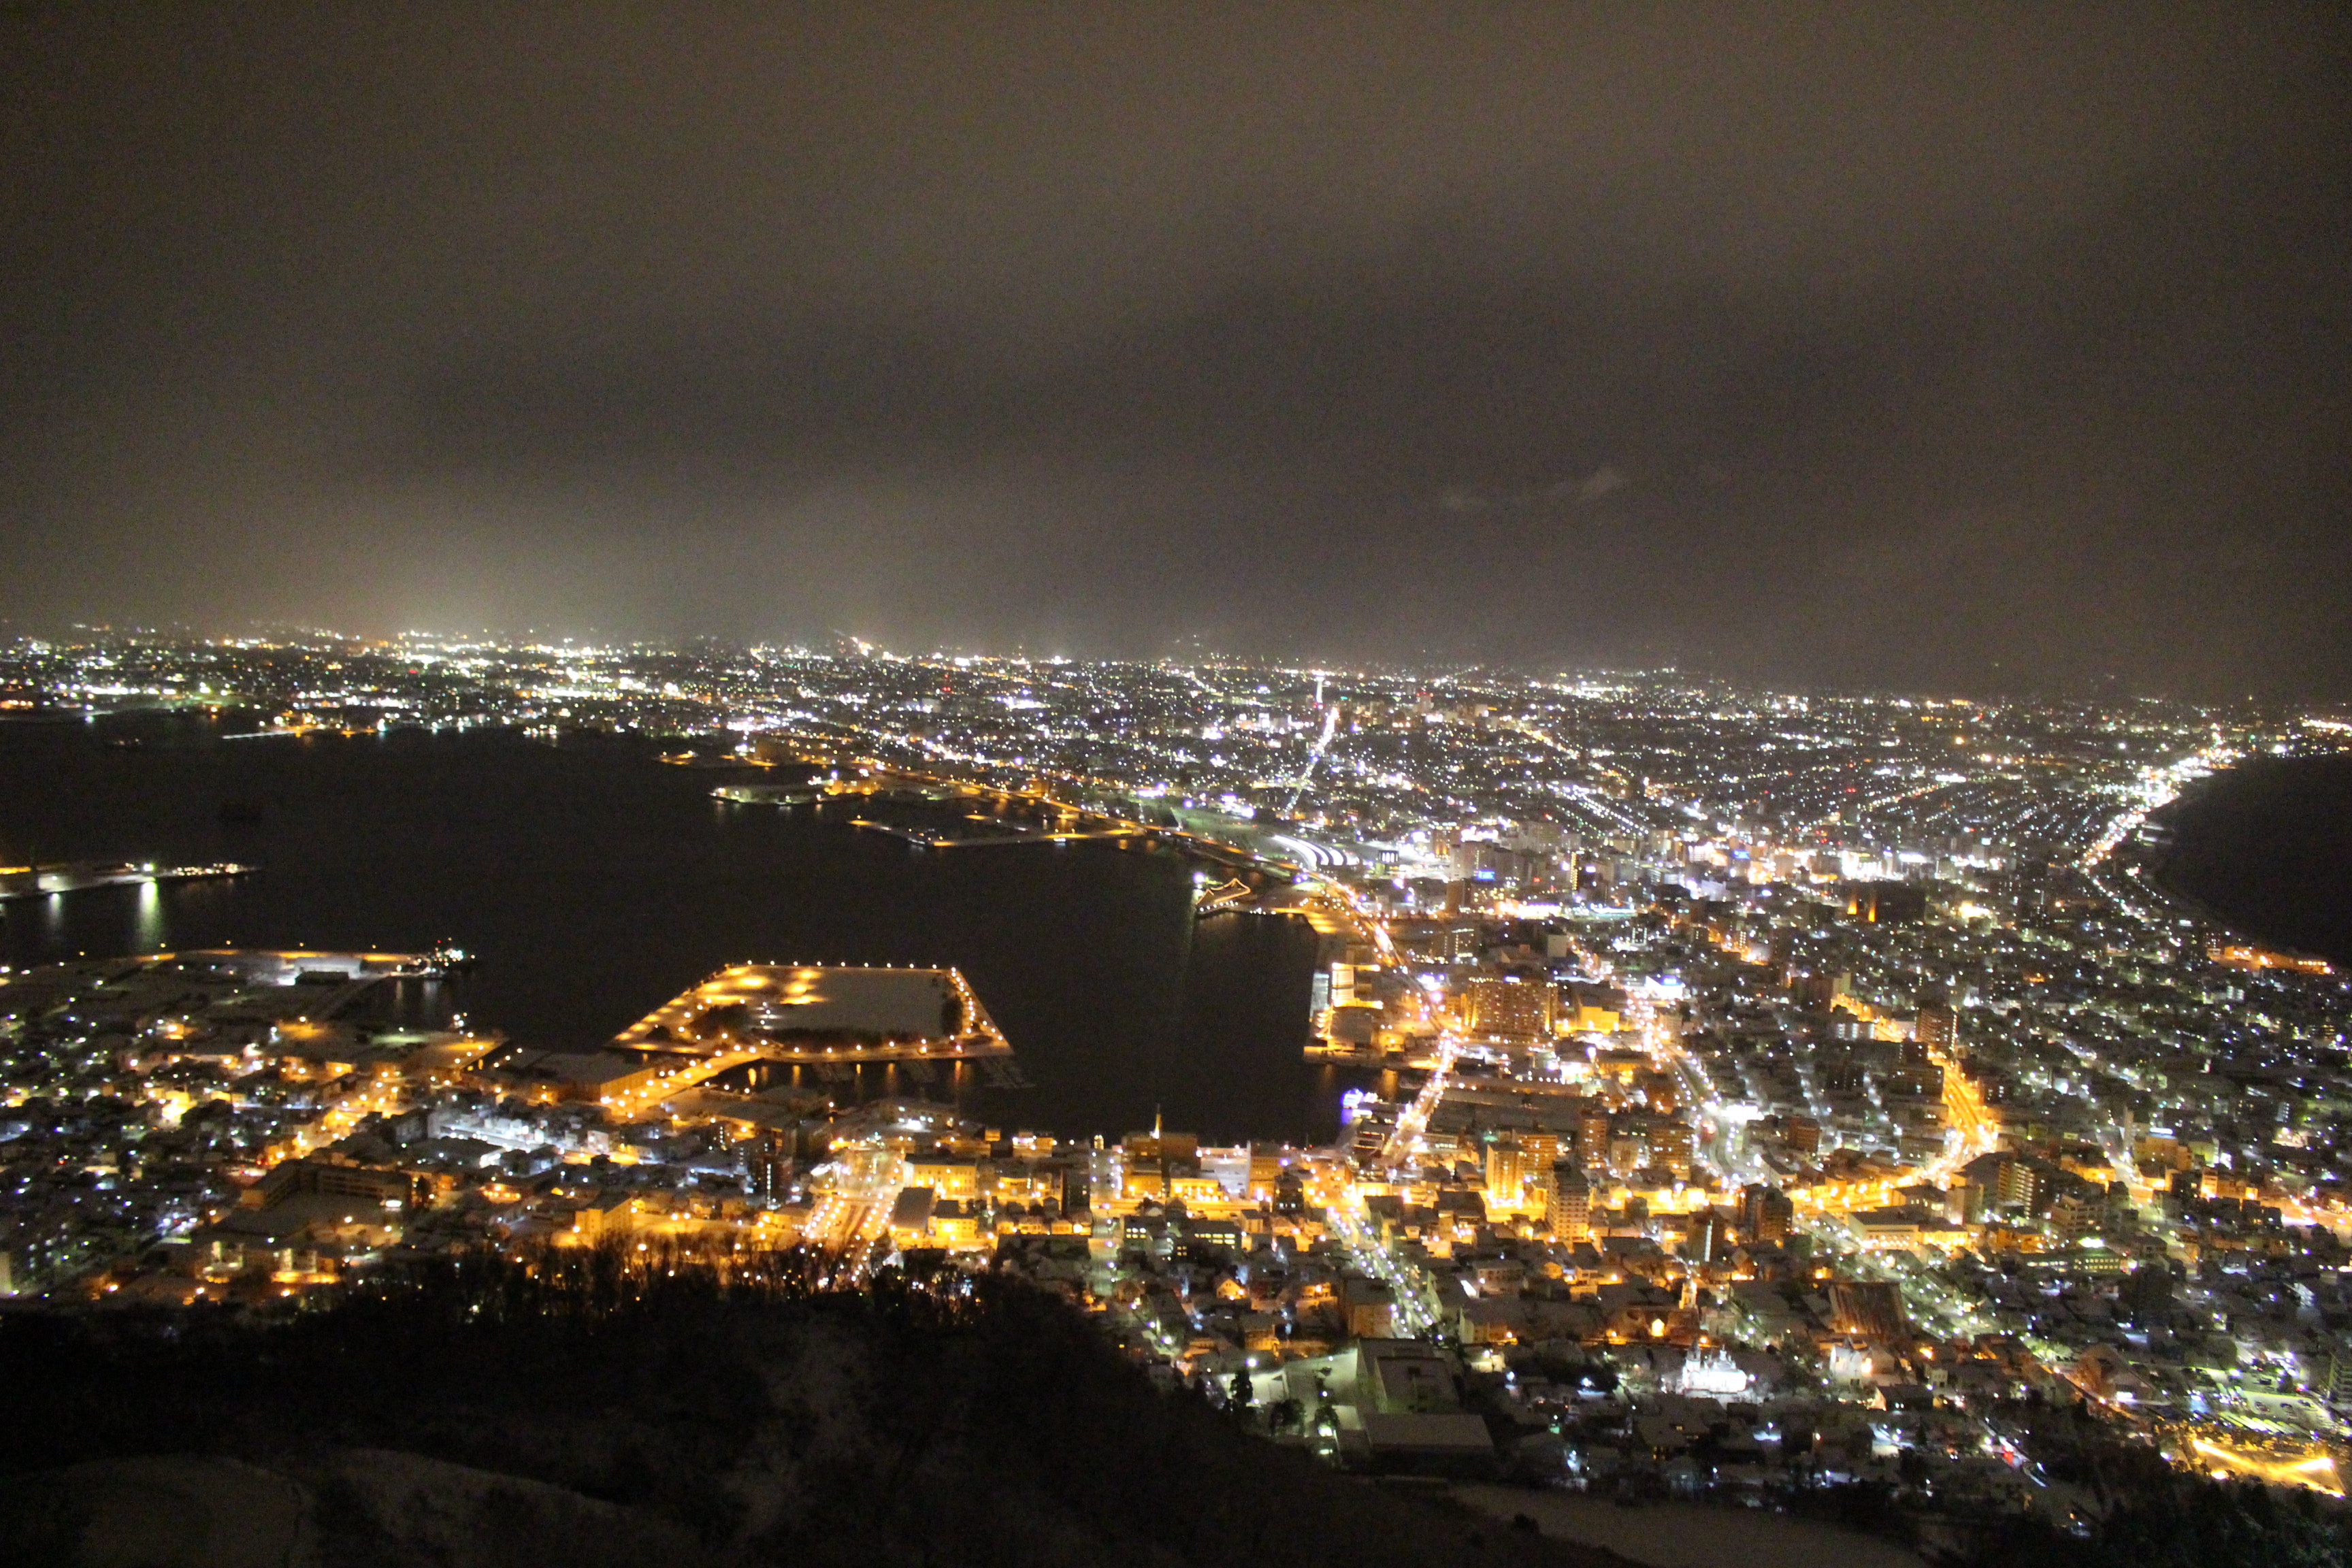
0, 715, 1333, 1143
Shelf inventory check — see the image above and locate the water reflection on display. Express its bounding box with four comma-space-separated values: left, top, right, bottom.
133, 878, 164, 953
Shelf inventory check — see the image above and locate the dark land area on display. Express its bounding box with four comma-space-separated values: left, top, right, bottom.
2155, 753, 2352, 968
0, 1253, 1613, 1568
1, 1253, 2346, 1568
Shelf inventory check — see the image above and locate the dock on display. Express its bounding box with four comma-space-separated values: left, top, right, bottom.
570, 962, 1022, 1115
711, 784, 821, 806
847, 817, 1139, 849
0, 861, 255, 903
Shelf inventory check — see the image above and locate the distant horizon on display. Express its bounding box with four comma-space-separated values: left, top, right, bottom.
4, 621, 2346, 712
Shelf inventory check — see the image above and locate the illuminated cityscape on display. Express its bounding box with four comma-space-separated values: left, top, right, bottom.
3, 5, 2345, 1558
5, 630, 2352, 1547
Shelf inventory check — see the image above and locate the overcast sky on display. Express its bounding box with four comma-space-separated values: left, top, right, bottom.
1, 3, 2345, 695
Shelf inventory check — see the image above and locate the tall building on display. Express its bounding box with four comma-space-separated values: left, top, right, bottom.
749, 1129, 791, 1202
2048, 1187, 2102, 1241
1997, 1156, 2051, 1213
2102, 1180, 2137, 1235
1686, 1207, 1733, 1262
1548, 1162, 1592, 1242
1649, 1117, 1693, 1180
1792, 970, 1852, 1009
1484, 1136, 1535, 1209
1578, 1103, 1613, 1162
1461, 977, 1556, 1043
1737, 1182, 1793, 1243
1453, 840, 1539, 889
1636, 1068, 1681, 1113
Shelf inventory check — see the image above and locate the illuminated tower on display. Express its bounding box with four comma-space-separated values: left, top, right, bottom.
1547, 1162, 1592, 1242
1484, 1136, 1533, 1211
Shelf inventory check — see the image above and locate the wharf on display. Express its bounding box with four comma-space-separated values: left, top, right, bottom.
848, 817, 1134, 850
615, 963, 1014, 1066
1194, 877, 1257, 914
712, 784, 822, 806
0, 861, 255, 903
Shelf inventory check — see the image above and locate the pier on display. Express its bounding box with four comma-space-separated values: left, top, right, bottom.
587, 962, 1019, 1116
710, 784, 821, 806
0, 860, 255, 903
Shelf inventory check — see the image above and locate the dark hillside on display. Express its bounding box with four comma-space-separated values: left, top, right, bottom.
0, 1253, 1616, 1568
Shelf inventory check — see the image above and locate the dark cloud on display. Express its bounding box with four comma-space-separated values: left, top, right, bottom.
0, 3, 2345, 693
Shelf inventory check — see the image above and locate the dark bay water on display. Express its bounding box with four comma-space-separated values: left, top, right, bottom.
0, 715, 1331, 1142
2157, 751, 2352, 968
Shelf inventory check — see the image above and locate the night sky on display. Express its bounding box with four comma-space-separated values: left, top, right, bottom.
2, 5, 2345, 695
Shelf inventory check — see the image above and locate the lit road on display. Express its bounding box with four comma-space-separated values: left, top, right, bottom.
1918, 1042, 2002, 1186
1318, 1178, 1445, 1339
1379, 1030, 1462, 1171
